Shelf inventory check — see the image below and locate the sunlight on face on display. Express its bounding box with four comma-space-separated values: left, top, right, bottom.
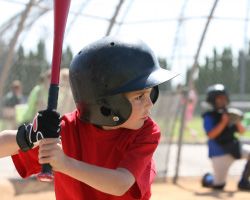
121, 88, 154, 129
102, 88, 154, 130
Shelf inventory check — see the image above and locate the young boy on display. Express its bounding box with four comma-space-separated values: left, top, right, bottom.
201, 84, 250, 190
0, 36, 177, 199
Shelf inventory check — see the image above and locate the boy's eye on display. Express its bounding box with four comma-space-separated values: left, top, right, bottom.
135, 94, 144, 100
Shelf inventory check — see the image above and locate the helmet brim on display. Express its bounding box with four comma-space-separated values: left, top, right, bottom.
108, 68, 179, 95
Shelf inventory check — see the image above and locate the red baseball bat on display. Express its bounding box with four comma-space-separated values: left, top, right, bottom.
37, 0, 71, 182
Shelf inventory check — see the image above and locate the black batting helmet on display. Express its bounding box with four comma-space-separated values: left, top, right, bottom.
69, 36, 177, 126
206, 84, 229, 107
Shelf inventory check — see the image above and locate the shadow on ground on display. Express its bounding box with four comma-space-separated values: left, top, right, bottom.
9, 176, 53, 195
176, 181, 237, 199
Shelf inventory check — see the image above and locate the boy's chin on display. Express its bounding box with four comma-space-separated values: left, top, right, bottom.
125, 121, 145, 130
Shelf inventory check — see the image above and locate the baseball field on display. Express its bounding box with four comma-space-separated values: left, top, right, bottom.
0, 176, 249, 200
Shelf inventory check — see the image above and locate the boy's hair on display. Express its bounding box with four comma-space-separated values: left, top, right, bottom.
69, 36, 177, 126
206, 84, 229, 107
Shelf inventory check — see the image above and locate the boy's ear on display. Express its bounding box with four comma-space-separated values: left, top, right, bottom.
150, 86, 159, 104
100, 106, 111, 116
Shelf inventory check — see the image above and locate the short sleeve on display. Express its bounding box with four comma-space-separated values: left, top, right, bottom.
11, 147, 41, 178
118, 119, 160, 198
203, 113, 215, 133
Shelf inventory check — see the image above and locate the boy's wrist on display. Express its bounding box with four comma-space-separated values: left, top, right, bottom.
58, 155, 73, 174
16, 124, 34, 152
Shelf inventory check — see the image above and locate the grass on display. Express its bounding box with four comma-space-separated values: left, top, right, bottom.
1, 116, 250, 143
160, 116, 250, 143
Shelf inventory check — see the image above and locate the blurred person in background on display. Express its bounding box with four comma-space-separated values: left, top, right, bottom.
57, 68, 75, 115
19, 70, 51, 124
18, 68, 76, 124
201, 83, 250, 191
177, 84, 198, 140
1, 80, 25, 129
184, 84, 198, 140
3, 80, 25, 107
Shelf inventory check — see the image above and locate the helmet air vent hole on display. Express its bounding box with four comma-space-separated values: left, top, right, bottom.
110, 42, 115, 46
77, 51, 82, 55
100, 106, 111, 116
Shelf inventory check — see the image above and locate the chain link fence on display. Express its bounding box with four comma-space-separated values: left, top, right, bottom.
1, 0, 250, 182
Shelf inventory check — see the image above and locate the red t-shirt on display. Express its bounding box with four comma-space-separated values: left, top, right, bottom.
12, 111, 160, 200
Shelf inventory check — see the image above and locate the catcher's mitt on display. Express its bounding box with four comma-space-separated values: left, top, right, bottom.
227, 107, 244, 124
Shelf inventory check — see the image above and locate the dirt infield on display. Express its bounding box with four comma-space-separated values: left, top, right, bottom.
0, 176, 249, 200
152, 177, 249, 200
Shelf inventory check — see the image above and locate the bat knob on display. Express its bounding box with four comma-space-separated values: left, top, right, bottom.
37, 172, 54, 182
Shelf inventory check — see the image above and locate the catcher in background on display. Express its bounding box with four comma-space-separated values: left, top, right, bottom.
201, 84, 250, 190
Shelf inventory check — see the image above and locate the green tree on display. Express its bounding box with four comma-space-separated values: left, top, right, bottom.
245, 45, 250, 93
195, 47, 238, 94
220, 48, 237, 93
61, 46, 73, 69
7, 39, 49, 96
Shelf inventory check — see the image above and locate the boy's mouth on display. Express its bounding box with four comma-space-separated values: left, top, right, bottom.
141, 114, 149, 120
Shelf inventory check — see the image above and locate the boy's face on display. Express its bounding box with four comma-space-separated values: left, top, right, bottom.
103, 88, 153, 130
215, 94, 228, 109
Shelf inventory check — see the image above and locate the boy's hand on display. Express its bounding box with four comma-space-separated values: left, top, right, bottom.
16, 110, 61, 152
38, 138, 68, 172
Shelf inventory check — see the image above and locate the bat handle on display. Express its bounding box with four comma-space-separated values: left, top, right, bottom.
47, 84, 59, 110
37, 84, 59, 182
37, 164, 54, 182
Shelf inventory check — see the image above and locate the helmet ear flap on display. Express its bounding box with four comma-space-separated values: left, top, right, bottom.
83, 94, 132, 126
150, 86, 159, 104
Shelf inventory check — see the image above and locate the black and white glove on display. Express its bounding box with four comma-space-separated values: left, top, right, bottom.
16, 110, 61, 152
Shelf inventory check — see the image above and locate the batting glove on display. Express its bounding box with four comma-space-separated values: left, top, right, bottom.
16, 110, 61, 152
